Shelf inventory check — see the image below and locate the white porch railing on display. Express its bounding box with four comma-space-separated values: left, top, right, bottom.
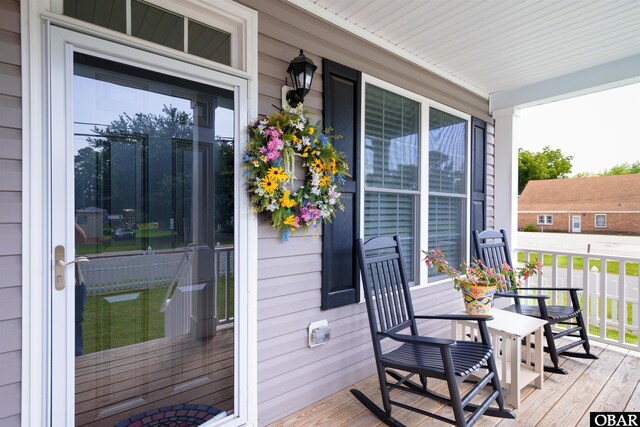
81, 244, 234, 325
514, 247, 640, 351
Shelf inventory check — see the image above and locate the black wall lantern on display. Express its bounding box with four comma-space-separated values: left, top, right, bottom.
286, 49, 317, 107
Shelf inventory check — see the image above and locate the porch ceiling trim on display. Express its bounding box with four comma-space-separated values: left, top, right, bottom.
285, 0, 640, 111
284, 0, 489, 98
490, 53, 640, 112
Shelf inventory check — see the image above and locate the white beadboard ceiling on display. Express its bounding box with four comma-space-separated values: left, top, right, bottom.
285, 0, 640, 103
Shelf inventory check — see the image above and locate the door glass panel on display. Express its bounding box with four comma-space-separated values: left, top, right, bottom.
73, 52, 235, 426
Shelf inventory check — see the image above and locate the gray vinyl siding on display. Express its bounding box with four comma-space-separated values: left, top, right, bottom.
0, 0, 21, 425
237, 0, 493, 425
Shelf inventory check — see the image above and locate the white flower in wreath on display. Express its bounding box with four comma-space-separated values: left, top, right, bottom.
288, 102, 304, 115
295, 121, 305, 131
267, 200, 278, 211
295, 141, 303, 150
256, 181, 266, 196
302, 136, 311, 146
328, 186, 340, 204
257, 119, 268, 135
311, 172, 321, 187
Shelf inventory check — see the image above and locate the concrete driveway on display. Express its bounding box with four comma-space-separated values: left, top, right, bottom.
516, 231, 640, 258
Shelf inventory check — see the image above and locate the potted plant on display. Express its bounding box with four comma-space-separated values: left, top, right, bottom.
423, 248, 543, 315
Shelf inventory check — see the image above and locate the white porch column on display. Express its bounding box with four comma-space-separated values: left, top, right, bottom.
492, 107, 520, 246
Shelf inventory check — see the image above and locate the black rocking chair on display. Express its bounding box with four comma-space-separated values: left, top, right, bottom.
472, 229, 598, 374
352, 235, 515, 427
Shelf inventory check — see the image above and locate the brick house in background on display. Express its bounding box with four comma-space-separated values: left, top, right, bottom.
518, 174, 640, 235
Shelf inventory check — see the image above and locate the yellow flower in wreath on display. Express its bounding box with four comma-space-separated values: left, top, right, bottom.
283, 214, 298, 231
260, 177, 278, 194
268, 167, 288, 182
319, 176, 331, 187
311, 158, 324, 172
308, 127, 315, 135
330, 159, 337, 175
279, 190, 296, 208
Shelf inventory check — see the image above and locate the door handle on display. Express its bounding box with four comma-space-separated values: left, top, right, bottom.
54, 245, 89, 291
56, 257, 89, 267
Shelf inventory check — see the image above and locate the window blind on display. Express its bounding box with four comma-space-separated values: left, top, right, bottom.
428, 108, 468, 279
364, 84, 419, 282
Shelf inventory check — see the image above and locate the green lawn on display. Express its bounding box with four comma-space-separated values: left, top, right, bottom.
82, 286, 167, 354
522, 283, 639, 347
517, 252, 639, 276
588, 325, 638, 345
582, 296, 638, 345
514, 255, 640, 347
81, 277, 234, 354
77, 230, 179, 255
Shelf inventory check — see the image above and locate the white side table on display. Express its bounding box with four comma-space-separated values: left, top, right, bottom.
451, 308, 547, 408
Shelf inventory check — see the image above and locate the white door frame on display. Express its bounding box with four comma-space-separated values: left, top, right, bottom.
23, 20, 258, 427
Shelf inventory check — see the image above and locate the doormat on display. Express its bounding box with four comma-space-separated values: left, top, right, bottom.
115, 404, 225, 427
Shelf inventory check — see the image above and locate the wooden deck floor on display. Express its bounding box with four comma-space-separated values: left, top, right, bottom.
75, 326, 234, 426
273, 340, 640, 427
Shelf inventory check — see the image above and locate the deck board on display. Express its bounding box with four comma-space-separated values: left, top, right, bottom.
500, 344, 604, 426
577, 350, 640, 425
75, 327, 234, 426
625, 381, 640, 412
536, 346, 625, 427
272, 341, 640, 427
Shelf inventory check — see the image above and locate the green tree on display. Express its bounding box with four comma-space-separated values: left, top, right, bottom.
518, 146, 573, 194
75, 105, 235, 247
602, 161, 640, 176
573, 171, 596, 178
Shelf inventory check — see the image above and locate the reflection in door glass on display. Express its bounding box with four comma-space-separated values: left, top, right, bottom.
73, 53, 235, 426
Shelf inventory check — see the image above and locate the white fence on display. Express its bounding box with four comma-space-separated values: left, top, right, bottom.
514, 247, 640, 350
81, 245, 234, 326
82, 250, 181, 295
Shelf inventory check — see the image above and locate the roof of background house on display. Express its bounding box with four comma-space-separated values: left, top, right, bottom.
519, 174, 640, 212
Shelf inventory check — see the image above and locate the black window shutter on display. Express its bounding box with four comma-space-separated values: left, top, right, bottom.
470, 117, 487, 260
321, 59, 361, 310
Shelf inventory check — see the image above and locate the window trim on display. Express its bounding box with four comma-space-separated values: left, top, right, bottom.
537, 214, 553, 225
359, 74, 471, 290
48, 0, 256, 75
595, 214, 607, 228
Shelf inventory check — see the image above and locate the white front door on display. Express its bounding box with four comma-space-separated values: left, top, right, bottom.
572, 215, 582, 233
49, 27, 249, 427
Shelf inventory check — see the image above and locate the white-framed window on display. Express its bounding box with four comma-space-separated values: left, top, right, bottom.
428, 108, 468, 279
50, 0, 254, 73
537, 214, 553, 225
62, 0, 231, 64
363, 84, 420, 281
595, 214, 607, 228
361, 76, 470, 286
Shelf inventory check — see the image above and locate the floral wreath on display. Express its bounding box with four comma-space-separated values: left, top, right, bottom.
243, 103, 348, 241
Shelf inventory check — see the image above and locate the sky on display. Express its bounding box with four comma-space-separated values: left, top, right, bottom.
517, 82, 640, 176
